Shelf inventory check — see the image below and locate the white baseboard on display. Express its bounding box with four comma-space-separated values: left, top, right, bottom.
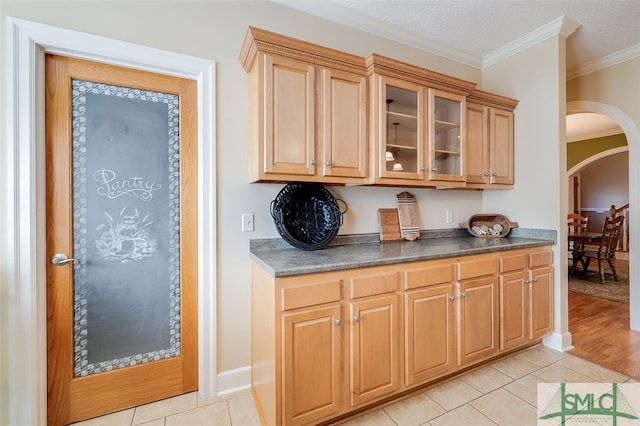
216, 366, 251, 396
543, 332, 574, 352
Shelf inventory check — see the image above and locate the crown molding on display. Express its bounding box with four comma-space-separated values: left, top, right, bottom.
271, 0, 483, 68
567, 128, 624, 143
483, 16, 580, 68
567, 43, 640, 80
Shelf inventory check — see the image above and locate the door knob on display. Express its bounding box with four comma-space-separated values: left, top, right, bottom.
51, 253, 78, 266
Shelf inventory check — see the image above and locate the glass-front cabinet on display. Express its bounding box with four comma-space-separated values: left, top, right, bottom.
428, 89, 466, 182
375, 76, 425, 182
370, 66, 470, 187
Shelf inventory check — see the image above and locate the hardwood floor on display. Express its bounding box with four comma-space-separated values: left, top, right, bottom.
568, 258, 640, 379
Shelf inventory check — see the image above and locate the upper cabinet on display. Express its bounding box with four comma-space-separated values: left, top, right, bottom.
466, 90, 519, 189
239, 27, 368, 184
367, 54, 475, 188
240, 28, 518, 190
428, 90, 466, 183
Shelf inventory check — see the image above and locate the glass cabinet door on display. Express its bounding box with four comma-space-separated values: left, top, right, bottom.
428, 89, 465, 182
379, 79, 424, 180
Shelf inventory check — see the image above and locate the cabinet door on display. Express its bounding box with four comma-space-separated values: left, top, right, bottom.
489, 108, 514, 185
405, 283, 455, 386
529, 266, 553, 339
466, 103, 489, 184
374, 76, 425, 181
282, 305, 342, 425
264, 55, 315, 177
320, 69, 368, 179
350, 294, 400, 406
499, 271, 528, 351
457, 276, 498, 365
428, 89, 466, 182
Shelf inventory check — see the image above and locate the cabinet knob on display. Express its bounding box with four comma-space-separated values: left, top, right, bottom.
460, 292, 467, 298
310, 160, 316, 166
532, 278, 538, 283
492, 172, 497, 176
448, 295, 455, 301
431, 168, 437, 172
420, 167, 426, 171
524, 279, 530, 284
353, 315, 361, 322
335, 319, 343, 326
326, 161, 332, 166
483, 173, 490, 177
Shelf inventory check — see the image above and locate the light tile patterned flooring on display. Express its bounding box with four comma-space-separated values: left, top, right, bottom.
72, 345, 635, 426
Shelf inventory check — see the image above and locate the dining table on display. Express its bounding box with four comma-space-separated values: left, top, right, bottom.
568, 229, 602, 275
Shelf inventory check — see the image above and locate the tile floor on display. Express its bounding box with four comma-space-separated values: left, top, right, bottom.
72, 345, 635, 426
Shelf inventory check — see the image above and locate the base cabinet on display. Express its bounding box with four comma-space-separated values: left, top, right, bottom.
349, 294, 401, 406
282, 305, 342, 425
499, 248, 554, 351
252, 246, 553, 426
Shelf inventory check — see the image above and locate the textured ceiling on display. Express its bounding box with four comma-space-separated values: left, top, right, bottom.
281, 0, 640, 72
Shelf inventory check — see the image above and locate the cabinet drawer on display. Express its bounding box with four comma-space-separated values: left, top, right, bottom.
350, 273, 399, 299
529, 250, 553, 268
457, 256, 497, 280
500, 253, 527, 273
281, 280, 342, 311
405, 263, 454, 290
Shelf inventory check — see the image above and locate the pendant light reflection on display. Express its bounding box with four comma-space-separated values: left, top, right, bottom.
391, 121, 403, 171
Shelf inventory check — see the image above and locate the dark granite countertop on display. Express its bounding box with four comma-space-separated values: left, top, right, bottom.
250, 228, 556, 277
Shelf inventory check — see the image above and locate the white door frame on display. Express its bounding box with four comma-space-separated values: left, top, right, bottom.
4, 17, 217, 425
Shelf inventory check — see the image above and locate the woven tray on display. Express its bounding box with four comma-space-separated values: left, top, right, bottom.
270, 182, 347, 250
460, 214, 518, 238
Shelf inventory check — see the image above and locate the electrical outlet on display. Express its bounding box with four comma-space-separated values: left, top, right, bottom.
242, 213, 254, 232
446, 210, 453, 224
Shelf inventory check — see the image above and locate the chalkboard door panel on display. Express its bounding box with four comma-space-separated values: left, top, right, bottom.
45, 54, 198, 426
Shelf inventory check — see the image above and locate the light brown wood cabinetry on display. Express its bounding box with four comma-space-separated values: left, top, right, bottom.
349, 293, 401, 406
456, 254, 499, 365
240, 28, 520, 189
252, 246, 552, 425
404, 260, 456, 386
367, 54, 475, 188
240, 27, 368, 184
428, 89, 466, 183
282, 304, 342, 425
466, 90, 519, 189
499, 247, 554, 351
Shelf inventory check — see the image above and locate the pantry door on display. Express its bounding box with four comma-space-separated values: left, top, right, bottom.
45, 54, 198, 426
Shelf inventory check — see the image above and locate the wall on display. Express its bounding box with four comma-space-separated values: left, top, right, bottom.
477, 37, 570, 348
0, 0, 487, 397
567, 133, 628, 170
580, 151, 629, 231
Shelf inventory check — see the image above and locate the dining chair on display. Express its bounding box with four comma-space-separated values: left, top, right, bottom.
567, 213, 590, 274
580, 215, 625, 284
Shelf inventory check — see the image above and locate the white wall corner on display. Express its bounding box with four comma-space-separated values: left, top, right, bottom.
543, 332, 574, 352
216, 366, 252, 397
558, 16, 581, 38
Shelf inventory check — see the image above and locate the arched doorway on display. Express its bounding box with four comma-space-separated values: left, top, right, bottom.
566, 101, 640, 330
